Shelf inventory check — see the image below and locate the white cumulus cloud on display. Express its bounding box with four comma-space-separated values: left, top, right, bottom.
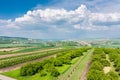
0, 4, 120, 38
13, 4, 120, 30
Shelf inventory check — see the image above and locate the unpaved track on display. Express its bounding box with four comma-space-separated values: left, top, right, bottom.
80, 50, 93, 80
57, 49, 93, 80
0, 48, 61, 59
80, 61, 91, 80
0, 54, 56, 73
0, 48, 19, 52
0, 74, 16, 80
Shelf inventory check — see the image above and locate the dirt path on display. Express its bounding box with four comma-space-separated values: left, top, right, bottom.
57, 49, 93, 80
80, 52, 93, 80
0, 48, 19, 52
0, 74, 16, 80
80, 61, 91, 80
0, 48, 61, 59
0, 54, 56, 73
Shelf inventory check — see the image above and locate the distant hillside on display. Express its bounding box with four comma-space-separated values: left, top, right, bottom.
0, 36, 28, 40
85, 38, 120, 48
0, 36, 80, 48
0, 36, 40, 44
0, 36, 119, 48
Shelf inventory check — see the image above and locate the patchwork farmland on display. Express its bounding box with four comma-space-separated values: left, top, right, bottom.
0, 37, 120, 80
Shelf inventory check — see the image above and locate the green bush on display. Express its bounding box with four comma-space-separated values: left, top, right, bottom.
20, 63, 35, 76
20, 63, 43, 76
40, 70, 47, 77
100, 59, 110, 66
50, 68, 60, 77
106, 71, 118, 80
54, 59, 63, 66
116, 64, 120, 72
43, 63, 54, 72
26, 67, 35, 76
90, 61, 103, 70
87, 69, 105, 80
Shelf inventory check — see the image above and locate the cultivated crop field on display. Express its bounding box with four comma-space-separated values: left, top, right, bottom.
0, 46, 120, 80
0, 47, 90, 80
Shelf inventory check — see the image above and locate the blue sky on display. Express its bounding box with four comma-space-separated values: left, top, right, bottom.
0, 0, 52, 19
0, 0, 120, 39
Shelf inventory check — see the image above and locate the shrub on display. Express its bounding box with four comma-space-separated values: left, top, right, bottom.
106, 71, 118, 80
43, 63, 54, 72
20, 63, 35, 76
20, 63, 43, 76
116, 64, 120, 72
50, 68, 60, 77
33, 62, 43, 73
87, 69, 105, 80
100, 59, 110, 66
40, 70, 47, 77
26, 67, 35, 76
54, 59, 63, 66
90, 61, 103, 71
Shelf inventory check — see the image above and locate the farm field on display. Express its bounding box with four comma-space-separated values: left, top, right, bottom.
0, 48, 19, 52
0, 48, 68, 69
0, 38, 120, 80
0, 47, 90, 80
0, 47, 60, 55
1, 47, 120, 80
0, 47, 62, 59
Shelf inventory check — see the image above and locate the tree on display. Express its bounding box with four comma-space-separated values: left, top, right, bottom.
20, 63, 35, 76
54, 59, 63, 66
40, 70, 47, 77
87, 69, 105, 80
106, 71, 118, 80
90, 61, 103, 70
50, 68, 60, 77
43, 63, 54, 72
